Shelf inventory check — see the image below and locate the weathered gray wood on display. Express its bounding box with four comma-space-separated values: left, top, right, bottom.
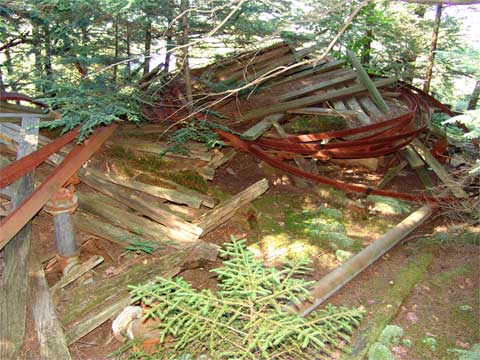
410, 139, 468, 198
83, 168, 204, 209
29, 253, 72, 360
401, 147, 434, 192
241, 114, 285, 140
51, 255, 104, 292
0, 116, 39, 359
79, 172, 202, 239
279, 70, 357, 101
194, 179, 269, 235
293, 204, 434, 317
120, 140, 212, 162
358, 96, 383, 118
267, 59, 346, 88
239, 78, 397, 121
286, 107, 357, 117
347, 50, 390, 113
377, 160, 408, 189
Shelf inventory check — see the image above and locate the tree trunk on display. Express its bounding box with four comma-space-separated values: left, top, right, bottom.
32, 26, 43, 93
361, 28, 373, 65
113, 16, 119, 83
44, 25, 53, 83
4, 48, 16, 91
467, 79, 480, 110
0, 63, 5, 92
126, 22, 131, 77
180, 0, 193, 106
423, 4, 442, 93
143, 21, 152, 76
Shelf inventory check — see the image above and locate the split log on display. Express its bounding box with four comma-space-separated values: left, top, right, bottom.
291, 204, 434, 316
286, 108, 357, 118
0, 116, 39, 359
239, 78, 397, 122
77, 192, 199, 244
51, 255, 104, 292
410, 138, 467, 198
79, 172, 203, 238
241, 114, 285, 140
346, 50, 390, 113
194, 178, 269, 235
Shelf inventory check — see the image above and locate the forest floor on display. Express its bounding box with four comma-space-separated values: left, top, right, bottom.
11, 131, 477, 360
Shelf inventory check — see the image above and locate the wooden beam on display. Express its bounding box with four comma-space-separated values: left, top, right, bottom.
286, 108, 357, 117
241, 114, 284, 140
239, 78, 397, 122
410, 138, 468, 198
0, 116, 39, 359
194, 179, 269, 235
279, 70, 357, 101
346, 50, 390, 113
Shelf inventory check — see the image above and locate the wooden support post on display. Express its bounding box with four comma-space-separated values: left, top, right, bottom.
291, 204, 433, 317
346, 50, 390, 113
0, 116, 39, 359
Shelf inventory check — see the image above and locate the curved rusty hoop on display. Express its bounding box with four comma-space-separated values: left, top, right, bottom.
0, 91, 48, 108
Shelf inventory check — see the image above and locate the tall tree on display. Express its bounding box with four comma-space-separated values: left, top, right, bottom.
467, 80, 480, 110
423, 4, 443, 93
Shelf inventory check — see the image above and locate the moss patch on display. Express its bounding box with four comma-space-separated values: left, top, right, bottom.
165, 170, 209, 194
283, 115, 348, 134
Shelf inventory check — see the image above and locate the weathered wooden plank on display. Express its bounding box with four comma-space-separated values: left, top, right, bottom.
29, 253, 72, 360
194, 179, 269, 235
79, 172, 203, 238
377, 160, 408, 189
410, 139, 468, 198
358, 96, 383, 118
239, 78, 397, 122
51, 255, 104, 292
286, 107, 357, 117
0, 116, 39, 359
401, 147, 434, 192
241, 114, 285, 140
279, 70, 357, 101
267, 59, 346, 88
346, 50, 390, 113
120, 140, 212, 162
83, 168, 203, 209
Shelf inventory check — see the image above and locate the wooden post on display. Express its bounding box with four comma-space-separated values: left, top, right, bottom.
291, 204, 433, 316
0, 116, 39, 359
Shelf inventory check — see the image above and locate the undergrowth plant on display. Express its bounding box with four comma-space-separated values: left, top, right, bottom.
126, 237, 364, 359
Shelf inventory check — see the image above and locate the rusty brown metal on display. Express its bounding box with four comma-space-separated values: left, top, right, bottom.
0, 127, 80, 188
0, 91, 48, 108
0, 124, 117, 250
43, 184, 78, 215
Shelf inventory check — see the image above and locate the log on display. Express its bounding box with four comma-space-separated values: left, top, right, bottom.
77, 192, 198, 244
83, 169, 205, 209
410, 138, 468, 198
346, 50, 390, 113
79, 172, 203, 238
194, 178, 269, 235
239, 78, 397, 122
0, 116, 39, 359
241, 114, 285, 140
291, 204, 434, 316
279, 70, 357, 101
29, 254, 72, 359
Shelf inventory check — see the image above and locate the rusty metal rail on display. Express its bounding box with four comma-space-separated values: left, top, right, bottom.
0, 124, 117, 250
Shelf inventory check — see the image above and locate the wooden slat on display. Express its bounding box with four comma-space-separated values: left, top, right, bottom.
238, 78, 397, 122
286, 107, 357, 117
241, 114, 284, 140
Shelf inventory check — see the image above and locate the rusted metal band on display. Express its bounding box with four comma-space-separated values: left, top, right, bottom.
0, 124, 117, 250
218, 130, 454, 204
0, 127, 80, 188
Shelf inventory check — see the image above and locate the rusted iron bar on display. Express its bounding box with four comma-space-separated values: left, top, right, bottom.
0, 91, 47, 108
0, 127, 79, 188
0, 124, 117, 250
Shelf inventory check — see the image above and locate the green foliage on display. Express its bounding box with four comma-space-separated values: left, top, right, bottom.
127, 236, 364, 359
167, 120, 237, 149
449, 343, 480, 360
378, 325, 404, 346
368, 342, 394, 360
123, 239, 157, 255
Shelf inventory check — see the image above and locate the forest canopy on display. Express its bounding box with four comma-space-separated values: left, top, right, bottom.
1, 0, 479, 137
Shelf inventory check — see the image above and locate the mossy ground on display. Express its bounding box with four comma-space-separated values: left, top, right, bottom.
283, 115, 348, 134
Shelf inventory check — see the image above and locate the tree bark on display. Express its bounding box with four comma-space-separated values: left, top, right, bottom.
143, 21, 152, 76
43, 25, 53, 82
3, 48, 16, 91
126, 21, 131, 77
180, 0, 193, 106
423, 4, 442, 94
113, 16, 119, 83
467, 79, 480, 110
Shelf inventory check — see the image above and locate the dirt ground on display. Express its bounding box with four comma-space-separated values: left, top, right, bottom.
3, 136, 476, 360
